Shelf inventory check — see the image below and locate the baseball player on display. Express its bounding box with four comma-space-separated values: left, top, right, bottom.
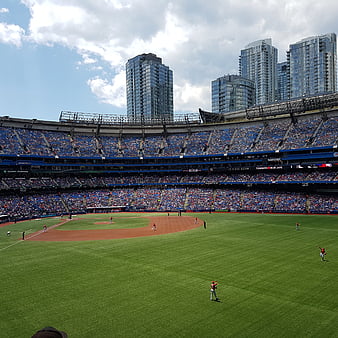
319, 247, 327, 261
210, 281, 219, 301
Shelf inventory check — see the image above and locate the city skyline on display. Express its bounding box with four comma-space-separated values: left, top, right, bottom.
211, 33, 337, 114
1, 1, 338, 121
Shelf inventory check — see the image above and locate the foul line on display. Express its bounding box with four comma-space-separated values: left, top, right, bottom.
0, 219, 71, 252
0, 228, 33, 252
0, 239, 25, 252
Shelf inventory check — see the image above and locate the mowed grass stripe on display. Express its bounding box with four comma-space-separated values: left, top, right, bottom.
1, 213, 338, 337
58, 215, 149, 230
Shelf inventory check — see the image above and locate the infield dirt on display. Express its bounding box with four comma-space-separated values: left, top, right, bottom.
25, 215, 203, 241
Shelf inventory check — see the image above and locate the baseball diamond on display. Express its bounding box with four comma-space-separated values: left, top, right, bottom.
25, 215, 202, 241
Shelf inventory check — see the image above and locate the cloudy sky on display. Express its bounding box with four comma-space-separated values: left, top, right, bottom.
0, 0, 337, 121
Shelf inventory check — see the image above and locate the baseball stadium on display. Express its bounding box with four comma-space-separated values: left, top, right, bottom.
1, 93, 338, 337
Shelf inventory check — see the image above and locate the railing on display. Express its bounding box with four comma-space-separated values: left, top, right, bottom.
59, 111, 201, 126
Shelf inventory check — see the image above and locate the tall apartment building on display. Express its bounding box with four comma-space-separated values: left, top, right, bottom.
277, 61, 289, 101
239, 38, 278, 105
126, 53, 173, 122
211, 75, 255, 113
287, 33, 337, 98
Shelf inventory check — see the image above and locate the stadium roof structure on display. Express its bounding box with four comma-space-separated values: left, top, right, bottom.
199, 92, 338, 124
59, 110, 201, 126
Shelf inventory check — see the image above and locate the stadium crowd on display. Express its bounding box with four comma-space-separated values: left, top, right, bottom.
0, 112, 336, 220
0, 187, 336, 220
0, 171, 336, 192
0, 114, 337, 158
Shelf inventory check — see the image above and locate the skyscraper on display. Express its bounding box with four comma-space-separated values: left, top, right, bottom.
126, 53, 173, 122
277, 61, 289, 101
287, 33, 337, 98
239, 38, 278, 105
211, 75, 255, 113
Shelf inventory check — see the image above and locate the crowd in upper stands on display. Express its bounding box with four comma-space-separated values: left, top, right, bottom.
0, 114, 337, 158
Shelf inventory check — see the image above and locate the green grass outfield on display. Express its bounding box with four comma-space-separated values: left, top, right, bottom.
1, 212, 338, 337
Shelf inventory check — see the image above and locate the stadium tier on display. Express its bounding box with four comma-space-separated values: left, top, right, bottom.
1, 113, 337, 157
0, 97, 337, 219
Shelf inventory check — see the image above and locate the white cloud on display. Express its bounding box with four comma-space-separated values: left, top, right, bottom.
81, 54, 97, 65
0, 8, 9, 13
174, 82, 211, 112
87, 71, 126, 108
23, 1, 91, 46
109, 0, 131, 10
0, 22, 25, 47
125, 11, 190, 58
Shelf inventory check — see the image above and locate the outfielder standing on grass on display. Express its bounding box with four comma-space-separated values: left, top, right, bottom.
319, 247, 327, 261
210, 281, 219, 301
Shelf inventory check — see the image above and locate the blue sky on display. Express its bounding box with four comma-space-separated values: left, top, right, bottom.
0, 1, 122, 120
0, 0, 337, 121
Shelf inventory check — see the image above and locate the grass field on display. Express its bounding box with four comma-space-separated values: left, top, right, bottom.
1, 212, 338, 337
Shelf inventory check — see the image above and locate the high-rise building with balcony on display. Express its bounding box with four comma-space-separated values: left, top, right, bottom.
126, 53, 173, 122
277, 61, 289, 101
239, 38, 278, 105
211, 75, 255, 113
287, 33, 337, 98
